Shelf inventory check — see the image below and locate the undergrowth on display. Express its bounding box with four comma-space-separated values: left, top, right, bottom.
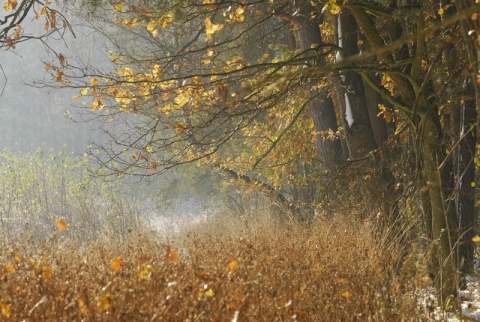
0, 149, 428, 320
0, 214, 425, 321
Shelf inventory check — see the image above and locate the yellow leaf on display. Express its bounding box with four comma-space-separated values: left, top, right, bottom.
0, 302, 11, 318
226, 259, 239, 276
72, 95, 79, 100
55, 220, 67, 230
205, 288, 215, 297
341, 290, 353, 298
438, 8, 444, 15
138, 263, 151, 279
4, 264, 15, 273
132, 151, 137, 159
151, 29, 159, 38
205, 16, 223, 41
159, 14, 173, 28
174, 93, 189, 106
110, 256, 122, 272
98, 293, 113, 311
146, 145, 153, 153
3, 0, 17, 11
41, 264, 53, 279
78, 296, 90, 316
114, 1, 123, 12
125, 17, 137, 28
472, 236, 480, 243
233, 5, 245, 22
80, 87, 88, 95
330, 4, 341, 14
147, 20, 156, 31
90, 77, 98, 87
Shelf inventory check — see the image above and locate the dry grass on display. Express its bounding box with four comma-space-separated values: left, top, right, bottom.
0, 213, 424, 321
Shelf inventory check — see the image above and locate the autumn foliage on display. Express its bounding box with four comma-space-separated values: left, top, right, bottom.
0, 213, 424, 321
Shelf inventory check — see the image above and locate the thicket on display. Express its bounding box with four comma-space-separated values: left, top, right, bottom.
0, 148, 153, 241
0, 150, 431, 320
0, 213, 426, 321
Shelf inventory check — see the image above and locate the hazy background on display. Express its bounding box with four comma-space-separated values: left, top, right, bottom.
0, 13, 110, 154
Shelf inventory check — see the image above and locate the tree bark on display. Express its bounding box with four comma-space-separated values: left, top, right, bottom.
296, 4, 343, 171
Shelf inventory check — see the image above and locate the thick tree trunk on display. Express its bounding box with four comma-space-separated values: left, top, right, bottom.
420, 113, 459, 303
297, 5, 343, 171
456, 0, 480, 274
335, 11, 378, 159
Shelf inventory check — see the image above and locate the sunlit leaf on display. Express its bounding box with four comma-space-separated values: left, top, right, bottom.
158, 14, 173, 28
72, 95, 79, 100
0, 302, 11, 318
205, 288, 215, 297
110, 256, 122, 272
205, 16, 223, 41
341, 290, 352, 298
226, 259, 239, 276
98, 293, 113, 311
55, 220, 67, 230
3, 0, 17, 11
90, 77, 98, 87
78, 296, 90, 316
4, 264, 15, 274
146, 145, 153, 153
472, 236, 480, 243
80, 88, 88, 95
147, 20, 156, 31
132, 151, 137, 159
14, 252, 22, 263
165, 247, 180, 261
124, 17, 137, 28
174, 93, 189, 106
41, 264, 53, 279
114, 1, 123, 12
138, 263, 151, 279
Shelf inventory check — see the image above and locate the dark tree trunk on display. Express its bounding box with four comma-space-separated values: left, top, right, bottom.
335, 10, 378, 159
296, 4, 343, 171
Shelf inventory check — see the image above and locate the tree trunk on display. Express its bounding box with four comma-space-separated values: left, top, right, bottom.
335, 10, 378, 159
296, 4, 343, 172
420, 111, 459, 304
455, 0, 480, 274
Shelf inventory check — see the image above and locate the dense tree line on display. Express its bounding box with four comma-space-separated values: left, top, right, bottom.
24, 0, 480, 307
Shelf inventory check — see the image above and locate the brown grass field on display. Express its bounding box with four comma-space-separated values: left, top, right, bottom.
0, 213, 426, 321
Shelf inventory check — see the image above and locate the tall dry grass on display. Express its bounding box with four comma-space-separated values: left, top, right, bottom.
0, 211, 426, 321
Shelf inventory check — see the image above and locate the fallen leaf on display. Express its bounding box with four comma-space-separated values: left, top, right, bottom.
110, 256, 122, 272
55, 220, 67, 230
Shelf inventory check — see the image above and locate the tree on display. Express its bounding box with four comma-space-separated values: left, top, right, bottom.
49, 0, 480, 306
